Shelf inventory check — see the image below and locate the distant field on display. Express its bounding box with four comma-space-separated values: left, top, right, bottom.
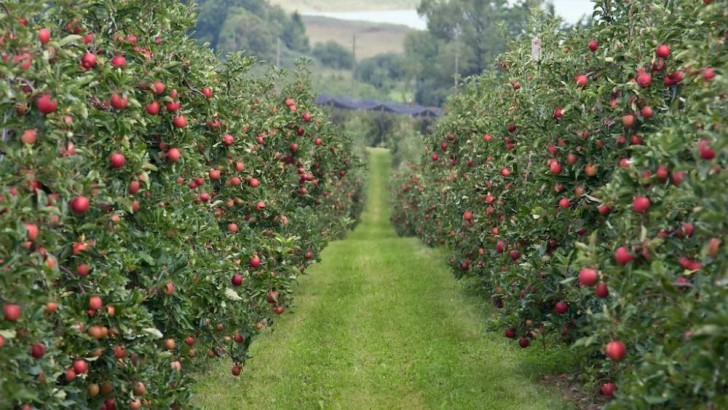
269, 0, 420, 13
302, 15, 411, 59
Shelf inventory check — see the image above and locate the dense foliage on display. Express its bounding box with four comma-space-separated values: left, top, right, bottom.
0, 1, 362, 408
190, 0, 310, 63
405, 0, 549, 106
392, 0, 726, 407
311, 41, 354, 70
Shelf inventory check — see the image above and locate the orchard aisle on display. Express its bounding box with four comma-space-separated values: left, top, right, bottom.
194, 149, 568, 409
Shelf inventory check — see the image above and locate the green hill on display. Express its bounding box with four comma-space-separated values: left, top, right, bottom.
302, 16, 412, 59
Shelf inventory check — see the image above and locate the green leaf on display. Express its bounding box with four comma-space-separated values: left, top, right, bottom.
143, 328, 164, 339
225, 288, 243, 301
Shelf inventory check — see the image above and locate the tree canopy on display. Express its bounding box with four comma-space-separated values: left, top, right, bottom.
406, 0, 545, 106
190, 0, 310, 64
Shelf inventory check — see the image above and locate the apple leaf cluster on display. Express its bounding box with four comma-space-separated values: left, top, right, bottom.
392, 1, 726, 407
0, 1, 363, 408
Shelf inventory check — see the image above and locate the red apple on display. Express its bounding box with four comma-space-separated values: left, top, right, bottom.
81, 52, 97, 69
89, 296, 103, 311
73, 359, 88, 374
605, 340, 626, 361
496, 241, 506, 254
250, 255, 260, 269
109, 152, 125, 169
70, 196, 90, 214
699, 139, 715, 160
152, 81, 165, 94
249, 178, 260, 188
595, 282, 609, 298
641, 105, 653, 119
614, 247, 634, 265
637, 72, 652, 88
633, 196, 650, 213
110, 93, 128, 110
110, 55, 126, 67
549, 161, 562, 175
145, 101, 160, 115
671, 171, 686, 186
38, 28, 51, 44
4, 304, 21, 321
578, 268, 598, 286
24, 223, 39, 241
172, 116, 187, 128
656, 165, 669, 181
36, 94, 57, 115
76, 263, 91, 276
553, 107, 563, 120
504, 328, 516, 339
703, 68, 715, 81
518, 338, 530, 348
31, 343, 46, 358
707, 238, 721, 258
129, 181, 140, 195
656, 44, 670, 59
576, 75, 588, 87
64, 368, 76, 382
600, 382, 616, 396
622, 114, 635, 128
584, 164, 598, 177
167, 148, 181, 163
588, 40, 598, 52
231, 273, 243, 287
20, 129, 37, 145
554, 301, 568, 314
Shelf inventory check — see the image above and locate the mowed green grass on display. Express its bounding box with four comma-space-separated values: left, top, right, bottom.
302, 16, 411, 59
193, 149, 571, 409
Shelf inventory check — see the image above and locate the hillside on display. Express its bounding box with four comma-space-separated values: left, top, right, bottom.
302, 16, 411, 59
269, 0, 420, 13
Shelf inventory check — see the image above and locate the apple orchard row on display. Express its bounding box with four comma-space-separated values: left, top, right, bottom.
392, 1, 725, 408
0, 1, 363, 409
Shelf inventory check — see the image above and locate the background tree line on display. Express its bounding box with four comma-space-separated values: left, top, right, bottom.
187, 0, 574, 107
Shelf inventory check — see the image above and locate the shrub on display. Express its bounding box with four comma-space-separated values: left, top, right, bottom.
0, 1, 362, 408
392, 1, 726, 407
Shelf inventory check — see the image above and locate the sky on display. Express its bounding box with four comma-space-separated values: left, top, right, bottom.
303, 1, 595, 30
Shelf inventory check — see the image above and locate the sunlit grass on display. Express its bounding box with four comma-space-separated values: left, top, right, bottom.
193, 149, 572, 409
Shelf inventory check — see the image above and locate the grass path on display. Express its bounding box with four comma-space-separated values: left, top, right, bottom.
193, 149, 569, 409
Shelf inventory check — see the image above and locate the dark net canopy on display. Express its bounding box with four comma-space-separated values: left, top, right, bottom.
313, 95, 443, 117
